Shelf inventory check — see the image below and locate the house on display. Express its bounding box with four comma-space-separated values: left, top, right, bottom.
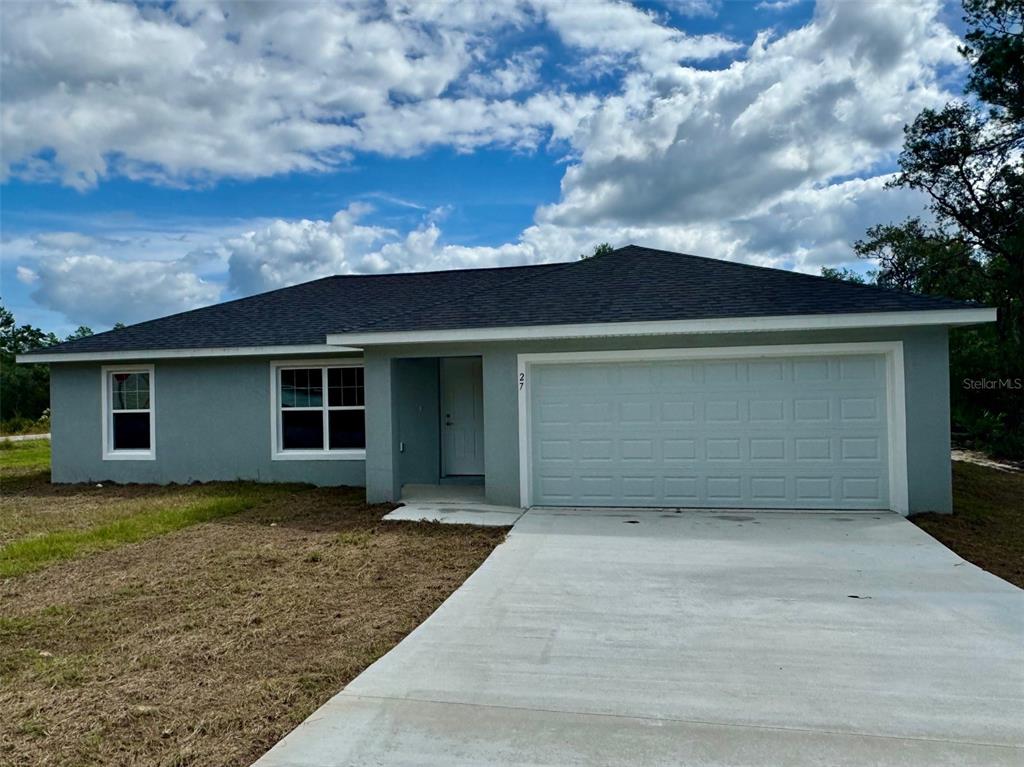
19, 246, 995, 514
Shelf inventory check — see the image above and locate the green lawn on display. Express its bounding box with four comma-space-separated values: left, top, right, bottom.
0, 439, 50, 471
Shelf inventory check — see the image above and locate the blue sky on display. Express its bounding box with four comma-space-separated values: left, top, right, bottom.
1, 0, 967, 335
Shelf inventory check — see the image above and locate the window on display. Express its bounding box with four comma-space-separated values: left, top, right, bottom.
273, 361, 365, 459
102, 365, 155, 460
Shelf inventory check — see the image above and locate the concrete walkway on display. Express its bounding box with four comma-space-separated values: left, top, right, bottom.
254, 509, 1024, 766
0, 432, 50, 442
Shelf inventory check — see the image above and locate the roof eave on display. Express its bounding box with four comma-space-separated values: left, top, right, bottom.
17, 343, 363, 365
324, 307, 997, 347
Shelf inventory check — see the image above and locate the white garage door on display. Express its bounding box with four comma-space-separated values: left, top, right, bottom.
529, 354, 890, 510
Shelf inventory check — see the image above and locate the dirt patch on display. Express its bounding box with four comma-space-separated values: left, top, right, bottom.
0, 483, 506, 766
911, 461, 1024, 589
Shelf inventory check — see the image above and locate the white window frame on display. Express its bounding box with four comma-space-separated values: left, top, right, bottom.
270, 358, 366, 461
101, 364, 156, 461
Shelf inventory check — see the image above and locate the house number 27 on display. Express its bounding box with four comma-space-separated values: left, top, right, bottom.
519, 372, 525, 390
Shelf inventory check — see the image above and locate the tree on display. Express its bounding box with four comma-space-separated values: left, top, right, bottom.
819, 266, 873, 285
853, 220, 987, 300
66, 325, 94, 341
961, 0, 1024, 124
580, 242, 614, 260
0, 301, 58, 423
860, 0, 1023, 457
888, 0, 1022, 348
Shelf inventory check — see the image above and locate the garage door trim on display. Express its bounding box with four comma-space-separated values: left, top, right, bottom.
517, 342, 908, 514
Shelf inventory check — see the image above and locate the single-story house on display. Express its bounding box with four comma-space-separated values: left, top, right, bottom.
20, 246, 995, 515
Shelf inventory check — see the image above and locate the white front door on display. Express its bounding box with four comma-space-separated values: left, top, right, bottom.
441, 357, 485, 476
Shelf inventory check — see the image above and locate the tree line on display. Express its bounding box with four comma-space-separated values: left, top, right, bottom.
0, 303, 101, 432
822, 0, 1022, 458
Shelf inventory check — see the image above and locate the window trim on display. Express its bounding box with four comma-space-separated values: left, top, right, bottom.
101, 364, 156, 461
270, 358, 366, 461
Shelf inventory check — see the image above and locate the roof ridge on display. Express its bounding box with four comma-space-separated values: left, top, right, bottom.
341, 256, 583, 333
337, 261, 560, 279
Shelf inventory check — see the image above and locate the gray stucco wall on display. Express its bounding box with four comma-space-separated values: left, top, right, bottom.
365, 326, 953, 514
48, 326, 954, 513
901, 328, 952, 513
49, 355, 365, 486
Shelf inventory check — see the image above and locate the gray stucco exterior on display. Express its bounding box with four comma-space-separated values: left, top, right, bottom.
366, 326, 952, 514
47, 326, 953, 514
50, 355, 365, 486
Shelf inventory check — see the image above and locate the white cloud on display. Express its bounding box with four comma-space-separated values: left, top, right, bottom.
540, 0, 961, 231
15, 266, 38, 284
540, 0, 741, 75
659, 0, 720, 18
24, 254, 220, 327
0, 0, 735, 188
31, 232, 104, 252
224, 203, 574, 296
465, 48, 546, 97
225, 204, 395, 294
4, 0, 966, 330
3, 217, 257, 325
756, 0, 802, 11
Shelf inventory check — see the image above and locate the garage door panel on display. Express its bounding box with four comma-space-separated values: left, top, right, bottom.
841, 477, 886, 504
530, 355, 890, 510
749, 399, 785, 422
706, 400, 742, 423
840, 397, 880, 421
661, 401, 697, 422
795, 476, 834, 502
750, 476, 788, 501
663, 438, 697, 459
750, 438, 786, 460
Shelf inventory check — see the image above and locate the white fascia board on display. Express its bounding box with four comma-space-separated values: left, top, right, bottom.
17, 344, 362, 364
325, 308, 996, 346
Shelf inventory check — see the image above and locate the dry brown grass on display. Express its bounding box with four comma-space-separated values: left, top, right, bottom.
0, 476, 286, 549
911, 460, 1024, 589
0, 475, 506, 767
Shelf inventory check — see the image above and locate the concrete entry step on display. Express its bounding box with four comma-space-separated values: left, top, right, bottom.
389, 484, 522, 527
401, 484, 486, 503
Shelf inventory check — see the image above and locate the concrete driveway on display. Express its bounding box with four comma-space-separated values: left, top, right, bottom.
254, 509, 1024, 766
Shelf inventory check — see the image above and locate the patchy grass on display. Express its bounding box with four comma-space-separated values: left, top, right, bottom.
0, 439, 50, 472
0, 443, 298, 551
0, 466, 506, 766
0, 489, 283, 578
911, 461, 1024, 589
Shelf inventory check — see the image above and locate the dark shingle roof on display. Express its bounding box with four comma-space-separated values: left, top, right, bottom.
26, 262, 565, 356
26, 245, 978, 357
353, 245, 974, 334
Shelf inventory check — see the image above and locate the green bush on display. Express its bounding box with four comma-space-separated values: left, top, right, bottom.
0, 410, 50, 436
